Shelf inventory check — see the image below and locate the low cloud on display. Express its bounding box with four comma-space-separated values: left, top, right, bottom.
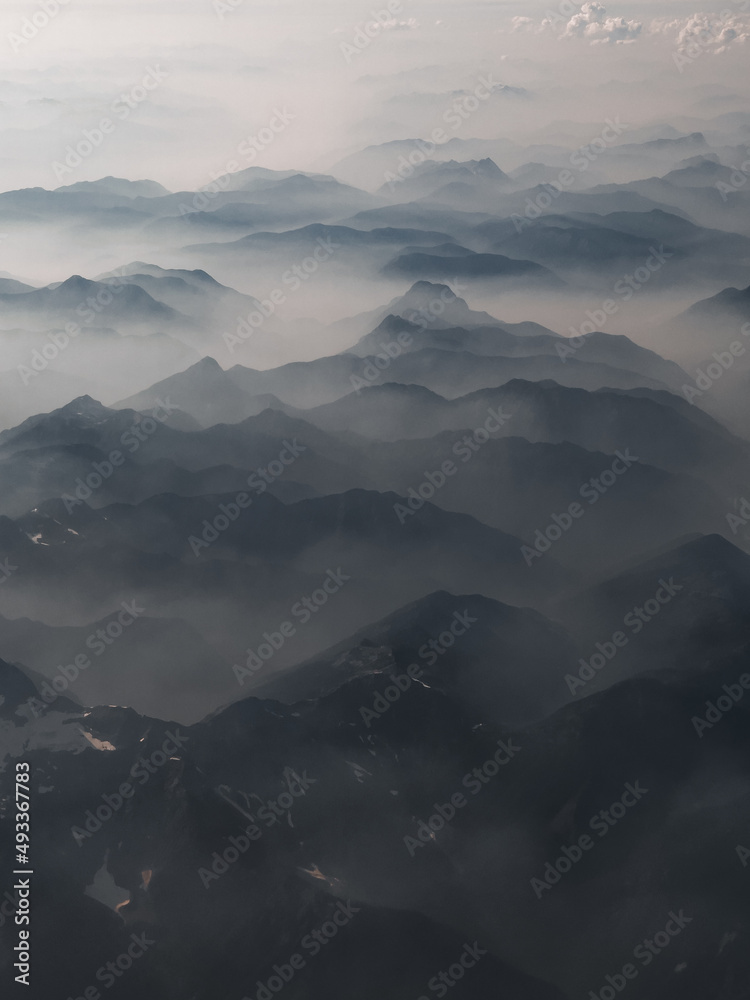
670, 12, 750, 54
513, 4, 642, 44
561, 3, 643, 45
511, 16, 534, 34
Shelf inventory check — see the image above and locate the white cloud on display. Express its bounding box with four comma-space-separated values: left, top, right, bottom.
517, 3, 643, 44
511, 16, 534, 33
561, 2, 642, 44
672, 12, 750, 54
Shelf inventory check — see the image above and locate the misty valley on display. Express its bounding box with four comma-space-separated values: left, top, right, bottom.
2, 5, 750, 999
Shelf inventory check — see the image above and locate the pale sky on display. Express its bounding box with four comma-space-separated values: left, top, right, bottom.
0, 0, 747, 191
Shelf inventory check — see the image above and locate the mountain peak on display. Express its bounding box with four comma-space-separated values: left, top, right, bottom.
475, 157, 505, 174
57, 176, 171, 198
55, 274, 97, 292
407, 280, 455, 295
191, 356, 224, 373
58, 395, 110, 416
